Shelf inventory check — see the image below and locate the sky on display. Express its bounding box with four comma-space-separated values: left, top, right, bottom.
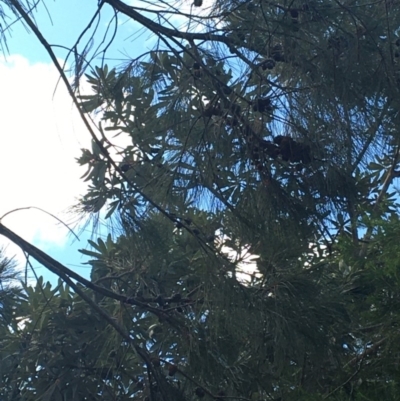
0, 0, 216, 285
0, 1, 144, 283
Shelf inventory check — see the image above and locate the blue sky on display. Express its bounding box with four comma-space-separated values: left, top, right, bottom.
0, 1, 149, 284
7, 1, 143, 64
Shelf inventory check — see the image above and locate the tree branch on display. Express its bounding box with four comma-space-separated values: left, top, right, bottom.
0, 222, 164, 316
104, 0, 232, 44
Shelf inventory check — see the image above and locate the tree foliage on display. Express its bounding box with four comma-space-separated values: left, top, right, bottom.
1, 0, 400, 400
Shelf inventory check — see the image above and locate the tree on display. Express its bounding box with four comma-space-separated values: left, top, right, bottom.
0, 248, 29, 400
1, 0, 400, 400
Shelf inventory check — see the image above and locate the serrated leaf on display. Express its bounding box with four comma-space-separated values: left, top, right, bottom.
369, 162, 384, 171
79, 249, 102, 258
105, 200, 119, 219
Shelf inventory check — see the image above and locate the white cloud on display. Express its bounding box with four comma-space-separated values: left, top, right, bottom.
0, 54, 91, 264
218, 231, 261, 283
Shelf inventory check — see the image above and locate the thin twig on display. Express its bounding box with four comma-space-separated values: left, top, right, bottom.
1, 206, 79, 241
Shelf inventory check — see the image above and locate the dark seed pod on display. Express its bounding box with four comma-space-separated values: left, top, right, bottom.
168, 364, 178, 376
253, 97, 272, 113
193, 62, 202, 77
227, 118, 239, 127
271, 44, 285, 62
203, 104, 222, 117
121, 164, 131, 172
290, 9, 299, 23
237, 33, 246, 41
223, 86, 233, 95
273, 135, 293, 146
171, 293, 182, 302
261, 58, 276, 70
273, 135, 313, 164
206, 234, 215, 243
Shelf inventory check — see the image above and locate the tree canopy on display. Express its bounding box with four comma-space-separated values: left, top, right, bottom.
1, 0, 400, 400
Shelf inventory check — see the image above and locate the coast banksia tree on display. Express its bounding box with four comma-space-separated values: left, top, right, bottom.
1, 0, 400, 400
